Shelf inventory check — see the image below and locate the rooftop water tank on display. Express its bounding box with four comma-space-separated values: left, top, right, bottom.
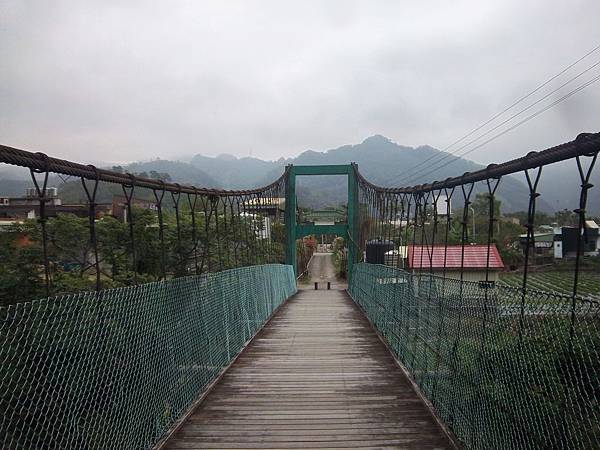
366, 238, 395, 264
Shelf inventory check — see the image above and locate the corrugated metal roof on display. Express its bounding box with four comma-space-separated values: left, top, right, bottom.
408, 244, 504, 270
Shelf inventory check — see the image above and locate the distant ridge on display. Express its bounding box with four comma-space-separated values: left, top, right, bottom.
184, 135, 546, 212
2, 136, 596, 213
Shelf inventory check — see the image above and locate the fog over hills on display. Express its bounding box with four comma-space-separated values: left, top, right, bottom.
126, 159, 221, 189
1, 136, 597, 214
192, 135, 551, 213
190, 153, 277, 190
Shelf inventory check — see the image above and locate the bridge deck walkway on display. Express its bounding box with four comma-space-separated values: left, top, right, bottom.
162, 288, 454, 449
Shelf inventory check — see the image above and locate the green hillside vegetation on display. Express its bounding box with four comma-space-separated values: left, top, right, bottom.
186, 135, 552, 212
0, 207, 283, 306
3, 135, 594, 213
190, 153, 276, 189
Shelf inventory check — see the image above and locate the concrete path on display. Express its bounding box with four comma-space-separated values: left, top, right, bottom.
305, 252, 347, 290
308, 252, 336, 282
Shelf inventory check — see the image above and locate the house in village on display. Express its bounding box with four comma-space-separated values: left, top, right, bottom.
241, 197, 286, 239
518, 231, 555, 261
110, 195, 157, 222
243, 197, 285, 222
554, 221, 600, 258
518, 220, 600, 259
407, 244, 505, 283
0, 188, 112, 220
0, 188, 160, 223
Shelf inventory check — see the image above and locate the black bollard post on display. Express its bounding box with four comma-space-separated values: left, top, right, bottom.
327, 281, 331, 290
314, 282, 318, 290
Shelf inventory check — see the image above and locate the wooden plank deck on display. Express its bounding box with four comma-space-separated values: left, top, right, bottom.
162, 288, 455, 450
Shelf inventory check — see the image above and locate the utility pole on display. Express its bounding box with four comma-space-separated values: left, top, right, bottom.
469, 206, 476, 240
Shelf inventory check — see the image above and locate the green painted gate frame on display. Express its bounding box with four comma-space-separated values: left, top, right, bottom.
284, 164, 359, 283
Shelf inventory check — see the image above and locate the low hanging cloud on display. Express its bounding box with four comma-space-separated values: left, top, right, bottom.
1, 0, 599, 166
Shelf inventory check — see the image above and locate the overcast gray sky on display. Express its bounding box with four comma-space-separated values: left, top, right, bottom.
1, 0, 599, 166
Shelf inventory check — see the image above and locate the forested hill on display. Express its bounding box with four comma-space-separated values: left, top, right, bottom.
3, 135, 597, 213
190, 135, 552, 213
185, 135, 484, 190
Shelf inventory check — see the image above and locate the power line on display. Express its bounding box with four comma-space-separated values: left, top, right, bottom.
403, 72, 600, 185
407, 73, 600, 184
395, 43, 600, 180
399, 59, 600, 184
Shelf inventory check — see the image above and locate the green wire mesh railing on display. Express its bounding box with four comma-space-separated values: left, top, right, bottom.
349, 263, 600, 449
0, 263, 296, 450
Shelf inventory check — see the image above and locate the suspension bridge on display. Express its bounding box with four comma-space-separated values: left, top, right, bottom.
0, 132, 599, 449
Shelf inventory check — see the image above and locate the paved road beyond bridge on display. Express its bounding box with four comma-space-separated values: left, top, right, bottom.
306, 252, 345, 291
308, 252, 336, 283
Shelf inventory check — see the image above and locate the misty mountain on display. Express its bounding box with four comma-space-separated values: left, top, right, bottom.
0, 160, 221, 204
537, 159, 600, 215
0, 179, 31, 198
190, 153, 278, 189
126, 159, 221, 189
187, 135, 555, 213
1, 136, 595, 214
299, 136, 548, 212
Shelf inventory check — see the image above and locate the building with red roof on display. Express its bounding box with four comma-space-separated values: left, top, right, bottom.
408, 244, 504, 282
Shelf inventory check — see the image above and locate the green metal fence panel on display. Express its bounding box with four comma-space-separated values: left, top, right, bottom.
349, 263, 600, 450
1, 264, 296, 450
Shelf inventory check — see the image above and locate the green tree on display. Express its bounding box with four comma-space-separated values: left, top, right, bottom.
0, 222, 45, 305
472, 192, 501, 220
0, 200, 285, 304
271, 221, 286, 245
332, 236, 347, 279
554, 209, 577, 226
97, 215, 129, 281
46, 213, 92, 273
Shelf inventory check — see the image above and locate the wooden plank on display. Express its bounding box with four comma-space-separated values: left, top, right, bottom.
176, 423, 436, 431
166, 439, 450, 449
162, 288, 456, 450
